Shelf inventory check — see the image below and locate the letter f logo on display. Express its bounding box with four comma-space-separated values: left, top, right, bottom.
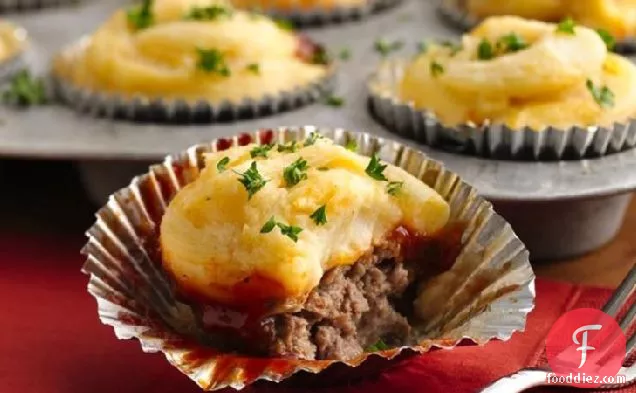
572, 324, 603, 368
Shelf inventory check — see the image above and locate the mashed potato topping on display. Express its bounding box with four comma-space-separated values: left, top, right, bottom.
53, 0, 328, 103
0, 21, 25, 63
399, 16, 636, 129
160, 136, 450, 309
231, 0, 366, 11
466, 0, 636, 40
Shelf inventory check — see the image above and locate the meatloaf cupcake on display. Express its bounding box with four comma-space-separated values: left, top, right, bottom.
53, 0, 333, 122
81, 127, 534, 390
369, 16, 636, 159
440, 0, 636, 51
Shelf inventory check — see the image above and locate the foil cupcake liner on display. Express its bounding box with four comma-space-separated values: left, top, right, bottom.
52, 38, 336, 123
368, 59, 636, 160
238, 0, 402, 26
437, 0, 636, 54
81, 126, 535, 390
0, 0, 79, 11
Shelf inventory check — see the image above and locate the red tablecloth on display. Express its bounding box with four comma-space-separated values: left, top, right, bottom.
1, 232, 633, 393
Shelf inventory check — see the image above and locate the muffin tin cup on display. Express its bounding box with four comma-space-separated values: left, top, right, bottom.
81, 126, 535, 391
368, 58, 636, 160
436, 0, 636, 53
241, 0, 402, 26
52, 38, 336, 123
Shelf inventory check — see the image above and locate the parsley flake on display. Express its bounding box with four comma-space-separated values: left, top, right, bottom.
317, 167, 329, 171
246, 63, 260, 74
596, 29, 615, 51
311, 48, 330, 65
310, 205, 327, 225
304, 132, 323, 146
477, 39, 494, 60
430, 61, 444, 77
185, 5, 232, 20
127, 0, 154, 30
216, 156, 230, 172
387, 181, 403, 196
556, 18, 576, 35
283, 158, 309, 187
250, 144, 273, 158
374, 39, 403, 57
235, 161, 268, 200
586, 79, 614, 109
366, 339, 389, 352
196, 48, 230, 76
275, 18, 294, 31
416, 40, 428, 54
260, 216, 277, 233
277, 222, 303, 242
277, 141, 298, 153
339, 48, 351, 60
2, 70, 47, 106
497, 33, 528, 53
325, 95, 344, 107
440, 41, 463, 56
345, 139, 357, 152
365, 154, 388, 181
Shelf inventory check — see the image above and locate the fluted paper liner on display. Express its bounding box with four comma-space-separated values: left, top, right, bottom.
437, 0, 636, 54
53, 38, 336, 123
81, 126, 535, 390
236, 0, 401, 25
368, 59, 636, 160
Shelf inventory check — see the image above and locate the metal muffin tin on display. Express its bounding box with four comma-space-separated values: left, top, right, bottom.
1, 0, 636, 260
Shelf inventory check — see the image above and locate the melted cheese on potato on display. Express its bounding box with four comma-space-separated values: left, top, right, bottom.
0, 22, 25, 63
53, 0, 327, 103
399, 16, 636, 129
465, 0, 636, 40
160, 137, 450, 308
231, 0, 366, 11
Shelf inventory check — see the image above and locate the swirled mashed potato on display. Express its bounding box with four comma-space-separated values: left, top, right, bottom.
0, 22, 25, 63
399, 16, 636, 129
231, 0, 365, 11
160, 136, 449, 309
466, 0, 636, 40
53, 0, 328, 103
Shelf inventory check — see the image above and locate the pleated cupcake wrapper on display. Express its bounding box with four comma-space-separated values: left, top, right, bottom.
243, 0, 401, 25
53, 38, 336, 123
368, 59, 636, 160
81, 126, 535, 391
0, 0, 79, 12
437, 0, 636, 53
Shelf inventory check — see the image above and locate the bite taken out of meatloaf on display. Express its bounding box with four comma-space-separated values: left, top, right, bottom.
254, 234, 435, 361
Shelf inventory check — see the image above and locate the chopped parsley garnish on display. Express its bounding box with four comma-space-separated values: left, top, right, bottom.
283, 158, 309, 187
586, 79, 614, 109
304, 132, 323, 146
216, 156, 230, 172
374, 39, 403, 57
345, 139, 357, 152
185, 5, 232, 20
366, 339, 389, 352
477, 39, 494, 60
311, 48, 330, 65
596, 29, 616, 51
430, 61, 444, 77
497, 33, 528, 52
387, 181, 404, 196
325, 95, 344, 107
339, 48, 351, 60
556, 18, 576, 34
260, 218, 303, 242
2, 70, 47, 106
416, 40, 428, 54
275, 18, 294, 31
317, 167, 329, 171
235, 161, 268, 200
310, 205, 327, 225
246, 63, 260, 74
250, 144, 273, 158
196, 48, 230, 76
365, 154, 388, 181
127, 0, 154, 31
277, 141, 298, 153
440, 41, 463, 56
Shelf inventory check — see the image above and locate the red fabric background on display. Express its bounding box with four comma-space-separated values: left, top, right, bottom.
0, 233, 633, 393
